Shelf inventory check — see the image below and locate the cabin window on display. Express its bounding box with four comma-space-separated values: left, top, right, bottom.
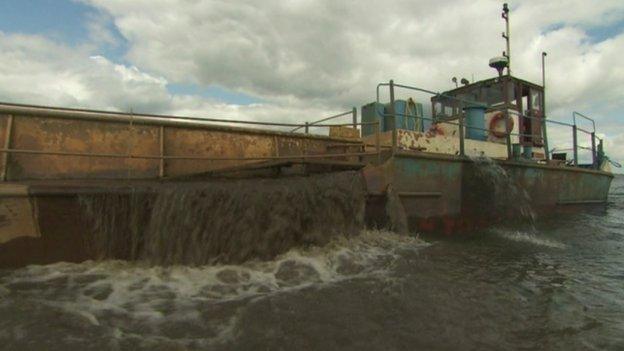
482, 82, 505, 106
508, 84, 517, 105
530, 89, 541, 111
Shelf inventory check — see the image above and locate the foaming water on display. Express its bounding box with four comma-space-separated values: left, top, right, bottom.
493, 228, 566, 249
470, 156, 537, 225
0, 230, 426, 350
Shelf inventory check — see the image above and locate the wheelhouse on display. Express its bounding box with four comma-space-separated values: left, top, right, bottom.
431, 75, 545, 147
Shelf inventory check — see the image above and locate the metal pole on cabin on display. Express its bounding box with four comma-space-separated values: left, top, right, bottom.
352, 107, 357, 129
389, 80, 397, 155
502, 3, 511, 75
591, 132, 597, 168
572, 125, 578, 166
503, 76, 512, 160
541, 52, 550, 160
305, 122, 309, 134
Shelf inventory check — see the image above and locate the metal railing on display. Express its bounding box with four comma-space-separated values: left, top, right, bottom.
375, 80, 604, 169
0, 103, 384, 180
290, 108, 358, 133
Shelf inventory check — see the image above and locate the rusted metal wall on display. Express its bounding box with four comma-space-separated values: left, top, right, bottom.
0, 112, 361, 180
363, 153, 613, 234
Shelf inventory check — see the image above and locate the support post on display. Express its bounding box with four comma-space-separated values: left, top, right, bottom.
505, 110, 512, 160
591, 132, 596, 168
305, 122, 309, 134
352, 107, 357, 129
541, 52, 550, 160
375, 120, 381, 164
1, 114, 14, 181
572, 125, 578, 166
458, 112, 465, 156
159, 125, 165, 178
389, 80, 397, 155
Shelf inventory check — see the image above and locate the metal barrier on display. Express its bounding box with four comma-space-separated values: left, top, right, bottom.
375, 81, 604, 169
0, 102, 384, 180
290, 108, 357, 133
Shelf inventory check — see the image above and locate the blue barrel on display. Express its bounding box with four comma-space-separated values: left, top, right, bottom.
523, 146, 533, 159
463, 106, 487, 141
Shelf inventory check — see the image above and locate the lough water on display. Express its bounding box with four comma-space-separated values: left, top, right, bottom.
0, 175, 623, 350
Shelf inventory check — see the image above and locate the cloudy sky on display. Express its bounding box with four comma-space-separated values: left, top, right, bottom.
0, 0, 622, 169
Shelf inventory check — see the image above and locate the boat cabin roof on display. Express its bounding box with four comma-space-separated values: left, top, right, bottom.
431, 75, 544, 119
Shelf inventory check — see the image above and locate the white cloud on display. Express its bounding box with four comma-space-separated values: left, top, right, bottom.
1, 0, 623, 169
0, 31, 339, 128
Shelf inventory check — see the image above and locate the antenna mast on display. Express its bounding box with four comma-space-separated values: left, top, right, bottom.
502, 3, 511, 75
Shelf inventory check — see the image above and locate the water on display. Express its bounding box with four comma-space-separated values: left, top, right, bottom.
0, 175, 623, 350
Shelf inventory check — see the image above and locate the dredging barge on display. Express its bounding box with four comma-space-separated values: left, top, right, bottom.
0, 5, 615, 267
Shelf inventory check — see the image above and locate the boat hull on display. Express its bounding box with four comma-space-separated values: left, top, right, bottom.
364, 152, 613, 234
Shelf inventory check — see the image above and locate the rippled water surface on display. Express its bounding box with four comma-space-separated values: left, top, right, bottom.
1, 176, 623, 350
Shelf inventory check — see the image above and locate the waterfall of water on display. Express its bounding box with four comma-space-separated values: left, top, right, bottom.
469, 155, 536, 226
79, 171, 367, 266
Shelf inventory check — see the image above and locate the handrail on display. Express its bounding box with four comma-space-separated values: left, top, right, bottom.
374, 80, 606, 168
290, 109, 354, 133
0, 147, 378, 161
376, 83, 487, 109
573, 111, 596, 133
0, 112, 385, 179
0, 101, 358, 132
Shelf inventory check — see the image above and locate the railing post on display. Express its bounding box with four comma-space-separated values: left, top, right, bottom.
572, 124, 578, 166
389, 80, 397, 155
1, 114, 14, 181
505, 110, 512, 160
458, 112, 465, 157
159, 125, 165, 178
542, 116, 550, 161
352, 107, 357, 129
305, 122, 309, 134
375, 120, 381, 164
591, 131, 596, 168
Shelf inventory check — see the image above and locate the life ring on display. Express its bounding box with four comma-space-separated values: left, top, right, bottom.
489, 112, 514, 138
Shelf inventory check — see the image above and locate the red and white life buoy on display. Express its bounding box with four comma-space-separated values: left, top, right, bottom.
489, 112, 514, 138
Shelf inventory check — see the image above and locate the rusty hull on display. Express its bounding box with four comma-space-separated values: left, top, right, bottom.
0, 108, 362, 180
362, 151, 613, 234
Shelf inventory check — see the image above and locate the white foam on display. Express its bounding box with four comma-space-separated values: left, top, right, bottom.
496, 229, 566, 249
0, 229, 427, 347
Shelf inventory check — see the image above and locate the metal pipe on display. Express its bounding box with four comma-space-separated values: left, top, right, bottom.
0, 101, 369, 141
572, 111, 596, 133
573, 125, 578, 166
375, 120, 381, 164
0, 147, 378, 161
389, 80, 397, 155
159, 126, 165, 178
505, 110, 512, 159
458, 112, 465, 156
502, 3, 511, 75
541, 52, 550, 160
591, 132, 597, 168
290, 110, 353, 132
1, 115, 14, 181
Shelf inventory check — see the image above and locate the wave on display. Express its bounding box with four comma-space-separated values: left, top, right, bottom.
493, 229, 566, 249
0, 229, 427, 348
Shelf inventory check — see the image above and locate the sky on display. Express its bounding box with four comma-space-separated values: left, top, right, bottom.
0, 0, 622, 171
